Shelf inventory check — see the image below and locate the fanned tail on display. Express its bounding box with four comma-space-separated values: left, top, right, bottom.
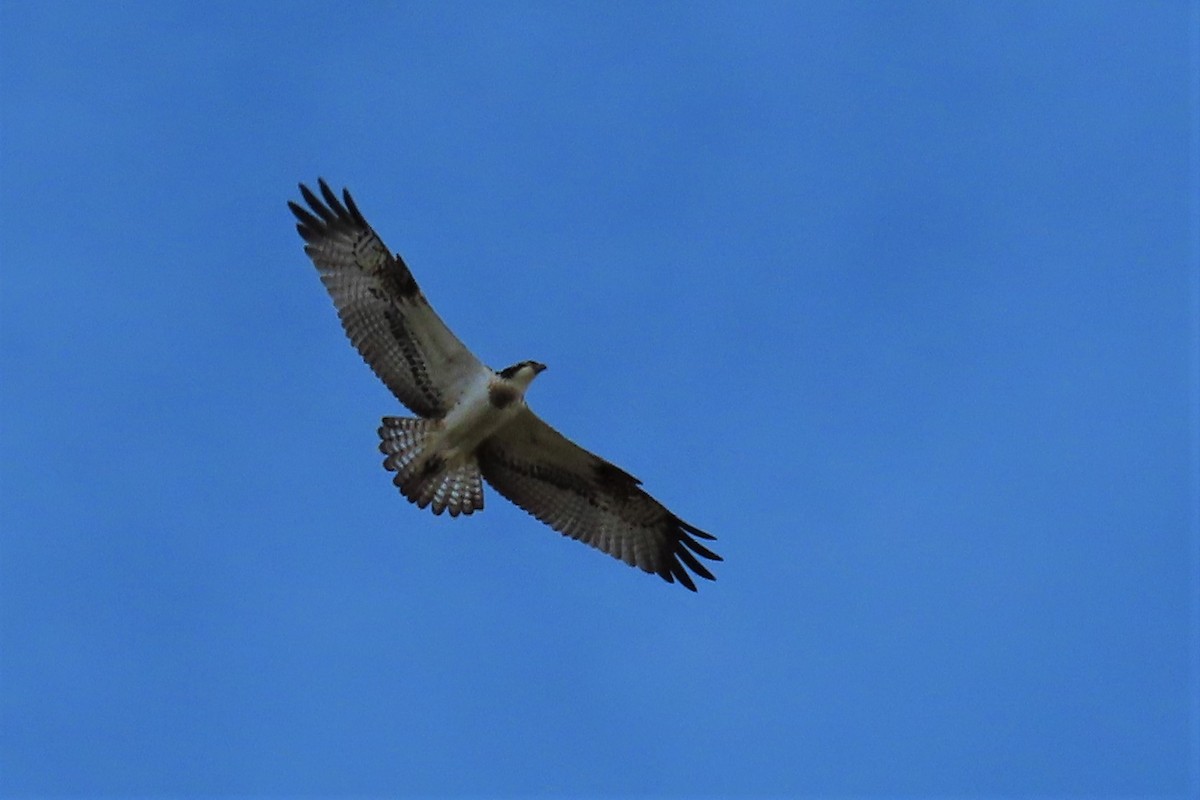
378, 417, 484, 517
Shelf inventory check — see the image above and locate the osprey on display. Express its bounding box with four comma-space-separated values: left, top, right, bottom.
289, 180, 721, 590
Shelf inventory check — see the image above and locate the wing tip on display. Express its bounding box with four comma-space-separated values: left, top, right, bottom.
666, 568, 700, 592
665, 517, 720, 591
290, 178, 368, 238
679, 519, 717, 541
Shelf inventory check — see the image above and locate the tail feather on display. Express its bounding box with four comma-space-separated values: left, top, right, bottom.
378, 417, 484, 517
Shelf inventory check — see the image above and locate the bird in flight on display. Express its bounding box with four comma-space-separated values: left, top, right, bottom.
288, 180, 721, 590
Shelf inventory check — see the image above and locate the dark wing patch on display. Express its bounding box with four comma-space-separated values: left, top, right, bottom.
289, 179, 487, 417
478, 408, 720, 591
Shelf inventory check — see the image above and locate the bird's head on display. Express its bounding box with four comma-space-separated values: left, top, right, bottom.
498, 360, 547, 390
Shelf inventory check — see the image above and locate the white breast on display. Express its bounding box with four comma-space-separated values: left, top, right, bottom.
436, 373, 524, 460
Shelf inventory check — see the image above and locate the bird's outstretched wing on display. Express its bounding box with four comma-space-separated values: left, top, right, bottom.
478, 408, 721, 590
289, 180, 486, 417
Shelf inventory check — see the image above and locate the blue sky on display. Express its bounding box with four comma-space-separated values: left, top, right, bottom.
1, 1, 1196, 796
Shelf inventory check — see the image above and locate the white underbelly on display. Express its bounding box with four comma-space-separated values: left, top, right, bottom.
436, 379, 519, 460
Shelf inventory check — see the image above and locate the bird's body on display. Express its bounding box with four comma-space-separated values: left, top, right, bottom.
416, 364, 542, 477
289, 180, 720, 590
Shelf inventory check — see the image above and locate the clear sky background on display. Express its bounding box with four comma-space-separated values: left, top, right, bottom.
1, 2, 1196, 797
